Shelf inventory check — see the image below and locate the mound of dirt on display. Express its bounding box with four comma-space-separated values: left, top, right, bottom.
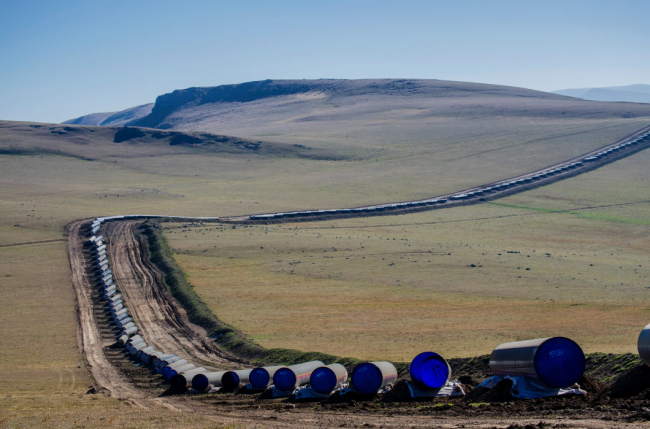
465, 379, 514, 403
465, 386, 490, 402
602, 364, 650, 398
577, 374, 605, 394
326, 389, 377, 404
381, 380, 413, 403
458, 375, 480, 386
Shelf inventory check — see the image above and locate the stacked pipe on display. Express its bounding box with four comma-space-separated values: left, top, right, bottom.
87, 218, 212, 392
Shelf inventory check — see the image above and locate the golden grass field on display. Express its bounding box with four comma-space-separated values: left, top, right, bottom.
0, 108, 648, 426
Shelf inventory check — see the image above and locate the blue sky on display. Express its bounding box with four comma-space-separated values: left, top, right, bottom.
1, 0, 648, 123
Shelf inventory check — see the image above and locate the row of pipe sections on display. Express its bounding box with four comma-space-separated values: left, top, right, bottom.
249, 130, 650, 219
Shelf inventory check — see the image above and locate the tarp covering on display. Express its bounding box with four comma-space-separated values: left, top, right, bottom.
535, 337, 585, 388
410, 352, 450, 389
477, 375, 586, 399
406, 380, 465, 398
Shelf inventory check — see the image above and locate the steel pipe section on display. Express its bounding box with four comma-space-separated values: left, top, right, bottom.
249, 365, 284, 390
221, 369, 253, 391
310, 364, 348, 394
409, 351, 451, 390
490, 337, 585, 388
165, 363, 196, 381
272, 361, 324, 391
192, 371, 226, 391
638, 323, 650, 366
171, 367, 207, 390
162, 360, 189, 378
351, 361, 398, 395
121, 326, 138, 337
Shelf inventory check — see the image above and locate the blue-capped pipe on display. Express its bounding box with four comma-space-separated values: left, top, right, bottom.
249, 365, 284, 390
490, 337, 585, 388
351, 361, 397, 395
310, 364, 348, 394
272, 361, 324, 392
409, 352, 451, 390
221, 369, 253, 390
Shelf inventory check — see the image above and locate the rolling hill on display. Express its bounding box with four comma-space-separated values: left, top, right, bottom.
554, 84, 650, 104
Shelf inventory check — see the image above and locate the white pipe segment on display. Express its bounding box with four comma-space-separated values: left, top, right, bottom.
112, 308, 127, 317
153, 354, 176, 367
108, 293, 121, 302
129, 342, 147, 354
191, 371, 226, 390
157, 356, 182, 369
137, 346, 155, 356
116, 317, 132, 329
122, 326, 138, 337
118, 334, 129, 345
165, 359, 189, 370
171, 367, 207, 390
108, 299, 122, 308
121, 322, 136, 331
128, 335, 144, 344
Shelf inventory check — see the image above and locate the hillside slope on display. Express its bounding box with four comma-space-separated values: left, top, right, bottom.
63, 103, 154, 126
554, 84, 650, 103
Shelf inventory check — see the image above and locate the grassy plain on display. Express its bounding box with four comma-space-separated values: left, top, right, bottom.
0, 105, 648, 424
164, 150, 650, 361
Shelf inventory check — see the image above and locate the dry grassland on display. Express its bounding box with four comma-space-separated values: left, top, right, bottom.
0, 115, 648, 424
164, 150, 650, 361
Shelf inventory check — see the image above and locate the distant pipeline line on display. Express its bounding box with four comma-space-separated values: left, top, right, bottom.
86, 125, 650, 229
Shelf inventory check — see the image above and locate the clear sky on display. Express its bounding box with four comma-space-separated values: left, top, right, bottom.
1, 0, 648, 123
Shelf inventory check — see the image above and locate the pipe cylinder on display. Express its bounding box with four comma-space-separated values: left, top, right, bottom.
162, 359, 189, 378
638, 324, 650, 366
165, 364, 196, 381
112, 308, 127, 317
110, 302, 123, 312
120, 321, 135, 331
128, 342, 147, 354
192, 371, 226, 391
137, 346, 155, 356
171, 367, 207, 390
221, 369, 253, 390
152, 354, 175, 367
351, 361, 398, 395
158, 356, 182, 369
122, 326, 138, 337
310, 364, 348, 394
490, 337, 585, 388
116, 317, 132, 328
114, 312, 129, 323
410, 352, 451, 390
249, 365, 284, 390
273, 361, 325, 392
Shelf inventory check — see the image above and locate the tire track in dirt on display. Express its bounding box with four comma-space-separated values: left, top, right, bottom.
104, 221, 239, 369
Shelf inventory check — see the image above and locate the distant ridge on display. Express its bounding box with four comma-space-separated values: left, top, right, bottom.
62, 103, 154, 126
553, 84, 650, 104
131, 79, 566, 129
